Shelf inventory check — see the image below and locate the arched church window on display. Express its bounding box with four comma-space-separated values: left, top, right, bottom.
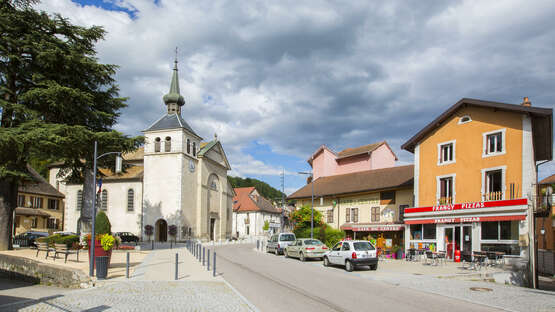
127, 189, 134, 211
187, 139, 191, 154
165, 136, 171, 152
77, 190, 83, 210
154, 137, 161, 152
192, 142, 196, 156
101, 190, 108, 210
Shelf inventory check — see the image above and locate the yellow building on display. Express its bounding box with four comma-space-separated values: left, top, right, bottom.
14, 166, 65, 235
288, 165, 414, 251
401, 98, 552, 258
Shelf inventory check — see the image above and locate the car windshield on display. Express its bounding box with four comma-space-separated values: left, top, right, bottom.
304, 239, 322, 245
280, 234, 295, 241
353, 242, 375, 251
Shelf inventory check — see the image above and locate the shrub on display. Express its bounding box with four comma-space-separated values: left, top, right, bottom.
293, 225, 345, 247
95, 211, 111, 235
263, 220, 269, 231
58, 235, 80, 248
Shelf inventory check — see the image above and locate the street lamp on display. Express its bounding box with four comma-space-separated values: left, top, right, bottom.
298, 171, 314, 239
89, 141, 122, 277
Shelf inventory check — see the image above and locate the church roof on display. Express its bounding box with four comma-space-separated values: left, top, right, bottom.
144, 113, 199, 136
198, 140, 218, 156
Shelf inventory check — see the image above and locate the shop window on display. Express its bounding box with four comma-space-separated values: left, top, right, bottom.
423, 224, 436, 240
410, 224, 422, 240
380, 191, 395, 205
77, 190, 83, 210
154, 137, 161, 152
371, 207, 380, 222
500, 221, 519, 240
481, 221, 498, 240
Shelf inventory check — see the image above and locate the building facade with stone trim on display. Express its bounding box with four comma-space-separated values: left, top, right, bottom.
49, 59, 234, 241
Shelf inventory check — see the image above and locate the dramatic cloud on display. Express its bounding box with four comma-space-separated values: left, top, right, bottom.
38, 0, 555, 191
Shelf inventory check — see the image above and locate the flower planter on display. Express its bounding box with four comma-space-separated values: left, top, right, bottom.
88, 240, 112, 269
96, 256, 109, 279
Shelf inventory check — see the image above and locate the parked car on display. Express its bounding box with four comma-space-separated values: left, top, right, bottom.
114, 232, 140, 244
284, 238, 328, 261
53, 231, 77, 236
266, 232, 296, 255
323, 240, 378, 272
13, 231, 49, 248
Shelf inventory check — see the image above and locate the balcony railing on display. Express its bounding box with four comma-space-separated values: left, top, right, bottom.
437, 197, 453, 205
483, 191, 503, 201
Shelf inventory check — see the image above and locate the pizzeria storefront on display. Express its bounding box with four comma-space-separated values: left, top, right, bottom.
341, 223, 404, 254
403, 199, 529, 259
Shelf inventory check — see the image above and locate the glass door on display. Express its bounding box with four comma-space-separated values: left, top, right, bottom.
462, 226, 472, 254
444, 227, 455, 259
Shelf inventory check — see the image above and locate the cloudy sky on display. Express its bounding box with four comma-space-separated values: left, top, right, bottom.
38, 0, 555, 195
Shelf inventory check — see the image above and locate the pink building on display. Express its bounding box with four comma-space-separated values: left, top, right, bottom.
308, 141, 397, 180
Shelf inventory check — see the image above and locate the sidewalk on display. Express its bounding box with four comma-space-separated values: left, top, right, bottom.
1, 246, 257, 311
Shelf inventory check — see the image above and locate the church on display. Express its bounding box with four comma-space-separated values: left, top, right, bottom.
49, 59, 235, 242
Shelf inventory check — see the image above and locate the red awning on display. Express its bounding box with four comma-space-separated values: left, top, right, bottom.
341, 223, 404, 232
404, 215, 526, 224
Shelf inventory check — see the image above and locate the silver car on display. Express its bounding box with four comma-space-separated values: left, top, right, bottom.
284, 238, 328, 261
266, 232, 296, 255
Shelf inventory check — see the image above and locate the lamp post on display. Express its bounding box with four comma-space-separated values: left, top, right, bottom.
89, 141, 122, 277
298, 171, 314, 239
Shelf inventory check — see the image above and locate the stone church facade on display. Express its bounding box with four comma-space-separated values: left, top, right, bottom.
49, 59, 234, 241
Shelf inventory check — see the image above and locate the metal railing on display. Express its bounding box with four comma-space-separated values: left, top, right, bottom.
437, 197, 453, 205
483, 191, 503, 201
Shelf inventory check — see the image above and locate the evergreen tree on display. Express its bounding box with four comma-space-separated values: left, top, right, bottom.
227, 176, 285, 202
0, 2, 142, 250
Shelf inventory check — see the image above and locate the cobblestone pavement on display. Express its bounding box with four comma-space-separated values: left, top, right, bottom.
1, 281, 255, 312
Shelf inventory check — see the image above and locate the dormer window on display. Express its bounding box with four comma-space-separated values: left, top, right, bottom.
154, 137, 161, 152
165, 136, 171, 152
458, 115, 472, 124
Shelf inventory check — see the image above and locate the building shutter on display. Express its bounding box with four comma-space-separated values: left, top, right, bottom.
346, 208, 350, 222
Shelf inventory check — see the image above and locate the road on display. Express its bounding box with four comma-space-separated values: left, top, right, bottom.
215, 244, 499, 312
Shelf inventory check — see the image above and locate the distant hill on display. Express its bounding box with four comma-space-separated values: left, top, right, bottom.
228, 176, 285, 203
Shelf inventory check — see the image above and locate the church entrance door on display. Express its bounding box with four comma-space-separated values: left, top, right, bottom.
155, 219, 168, 242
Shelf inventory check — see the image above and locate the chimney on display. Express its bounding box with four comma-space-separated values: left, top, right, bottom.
521, 97, 531, 107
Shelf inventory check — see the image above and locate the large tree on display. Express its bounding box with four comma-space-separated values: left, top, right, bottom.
0, 1, 142, 250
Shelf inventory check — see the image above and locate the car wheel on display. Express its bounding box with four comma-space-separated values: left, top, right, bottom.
323, 257, 330, 267
300, 252, 306, 262
345, 260, 353, 272
370, 264, 378, 271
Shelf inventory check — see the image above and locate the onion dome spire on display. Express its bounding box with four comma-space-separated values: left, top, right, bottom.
163, 48, 185, 114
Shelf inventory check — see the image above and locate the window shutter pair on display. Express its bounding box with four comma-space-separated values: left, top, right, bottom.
346, 208, 350, 222
353, 208, 359, 223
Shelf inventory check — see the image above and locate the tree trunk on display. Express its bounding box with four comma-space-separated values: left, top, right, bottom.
80, 167, 95, 234
0, 177, 18, 250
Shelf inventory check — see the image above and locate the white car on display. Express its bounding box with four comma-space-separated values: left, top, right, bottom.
323, 240, 378, 272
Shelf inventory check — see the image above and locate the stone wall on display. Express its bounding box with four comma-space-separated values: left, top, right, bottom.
0, 254, 90, 288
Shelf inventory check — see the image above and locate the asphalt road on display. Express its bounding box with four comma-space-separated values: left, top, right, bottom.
214, 244, 500, 312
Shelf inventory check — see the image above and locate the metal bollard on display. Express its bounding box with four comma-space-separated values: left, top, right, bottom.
151, 240, 154, 250
202, 247, 205, 266
213, 251, 216, 277
207, 250, 210, 271
257, 240, 259, 250
175, 253, 178, 280
126, 252, 130, 278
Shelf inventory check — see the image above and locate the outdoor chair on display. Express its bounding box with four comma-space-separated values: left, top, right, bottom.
461, 251, 473, 269
53, 244, 79, 263
425, 251, 438, 265
436, 251, 446, 265
406, 248, 416, 261
486, 251, 498, 267
36, 242, 53, 259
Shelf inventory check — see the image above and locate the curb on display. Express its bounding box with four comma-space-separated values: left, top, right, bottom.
222, 279, 260, 312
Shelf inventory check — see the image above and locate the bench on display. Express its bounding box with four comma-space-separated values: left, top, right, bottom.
35, 242, 54, 259
53, 243, 79, 263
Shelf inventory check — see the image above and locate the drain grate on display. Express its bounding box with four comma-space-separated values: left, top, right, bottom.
470, 287, 493, 292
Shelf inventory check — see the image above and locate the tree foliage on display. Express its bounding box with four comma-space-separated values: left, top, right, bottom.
0, 2, 142, 250
228, 176, 285, 203
291, 204, 323, 229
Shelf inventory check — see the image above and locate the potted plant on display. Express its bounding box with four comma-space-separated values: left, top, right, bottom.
96, 234, 115, 279
87, 211, 113, 268
392, 245, 399, 259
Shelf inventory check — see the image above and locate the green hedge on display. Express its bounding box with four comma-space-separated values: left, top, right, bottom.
95, 211, 112, 235
36, 234, 80, 248
294, 225, 345, 248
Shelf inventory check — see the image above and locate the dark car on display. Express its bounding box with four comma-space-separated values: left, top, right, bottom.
14, 231, 49, 248
115, 232, 140, 244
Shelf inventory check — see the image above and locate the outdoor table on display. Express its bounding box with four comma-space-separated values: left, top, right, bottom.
435, 251, 446, 265
417, 249, 427, 262
493, 251, 505, 265
472, 252, 487, 269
